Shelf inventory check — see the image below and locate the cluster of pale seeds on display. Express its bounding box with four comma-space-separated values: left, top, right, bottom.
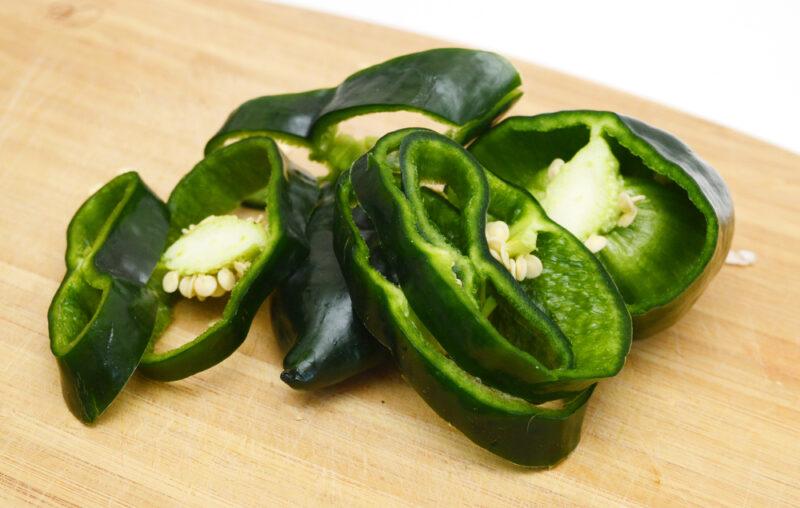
485, 221, 543, 281
162, 261, 252, 301
161, 215, 263, 301
546, 158, 646, 254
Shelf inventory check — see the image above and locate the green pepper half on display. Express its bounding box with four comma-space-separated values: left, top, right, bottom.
139, 137, 310, 380
469, 111, 735, 337
49, 172, 169, 422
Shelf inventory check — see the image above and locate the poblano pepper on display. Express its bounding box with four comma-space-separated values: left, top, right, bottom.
138, 137, 311, 381
334, 128, 631, 465
49, 172, 169, 422
469, 111, 734, 337
208, 48, 523, 389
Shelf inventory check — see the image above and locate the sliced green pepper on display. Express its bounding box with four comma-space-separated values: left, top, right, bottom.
138, 137, 310, 380
333, 128, 629, 464
333, 165, 596, 468
349, 129, 630, 401
205, 48, 522, 174
208, 48, 523, 389
469, 111, 734, 337
49, 172, 169, 422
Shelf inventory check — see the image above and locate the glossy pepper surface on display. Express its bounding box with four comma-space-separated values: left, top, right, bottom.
334, 128, 631, 465
49, 172, 169, 422
469, 111, 734, 337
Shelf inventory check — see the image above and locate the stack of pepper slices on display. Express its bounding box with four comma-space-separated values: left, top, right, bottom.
49, 49, 733, 467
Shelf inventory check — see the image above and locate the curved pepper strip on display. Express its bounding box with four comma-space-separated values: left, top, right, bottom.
333, 170, 595, 467
204, 48, 522, 174
138, 137, 310, 381
349, 129, 630, 402
49, 172, 169, 422
206, 48, 523, 389
469, 112, 734, 337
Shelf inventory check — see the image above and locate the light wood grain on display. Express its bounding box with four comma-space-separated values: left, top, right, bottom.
1, 1, 798, 506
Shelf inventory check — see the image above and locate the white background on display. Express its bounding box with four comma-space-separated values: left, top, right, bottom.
273, 0, 800, 154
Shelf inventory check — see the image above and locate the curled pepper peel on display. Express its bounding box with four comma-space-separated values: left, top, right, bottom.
49, 172, 169, 422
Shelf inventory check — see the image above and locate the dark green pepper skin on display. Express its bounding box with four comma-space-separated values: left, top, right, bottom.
261, 165, 388, 390
207, 48, 524, 390
469, 111, 734, 337
333, 171, 595, 467
274, 188, 389, 390
205, 48, 523, 165
139, 137, 311, 381
49, 172, 169, 422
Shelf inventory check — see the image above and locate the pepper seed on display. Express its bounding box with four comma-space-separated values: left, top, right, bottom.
486, 221, 510, 243
547, 158, 565, 180
194, 274, 218, 298
523, 254, 543, 279
217, 267, 236, 291
585, 234, 608, 253
514, 255, 527, 281
162, 270, 179, 293
179, 275, 196, 298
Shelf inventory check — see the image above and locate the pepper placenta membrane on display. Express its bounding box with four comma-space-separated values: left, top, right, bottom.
469, 111, 734, 337
207, 48, 523, 389
138, 137, 311, 381
334, 129, 631, 465
49, 172, 169, 422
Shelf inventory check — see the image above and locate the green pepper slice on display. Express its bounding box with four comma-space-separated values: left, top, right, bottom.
138, 137, 310, 380
207, 48, 523, 390
349, 128, 631, 402
469, 111, 735, 337
49, 172, 169, 422
333, 169, 595, 467
205, 48, 522, 174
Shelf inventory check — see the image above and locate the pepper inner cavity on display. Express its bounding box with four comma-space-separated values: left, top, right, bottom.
161, 215, 268, 300
537, 134, 646, 253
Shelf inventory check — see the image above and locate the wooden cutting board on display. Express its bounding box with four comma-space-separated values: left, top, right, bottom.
1, 1, 798, 505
